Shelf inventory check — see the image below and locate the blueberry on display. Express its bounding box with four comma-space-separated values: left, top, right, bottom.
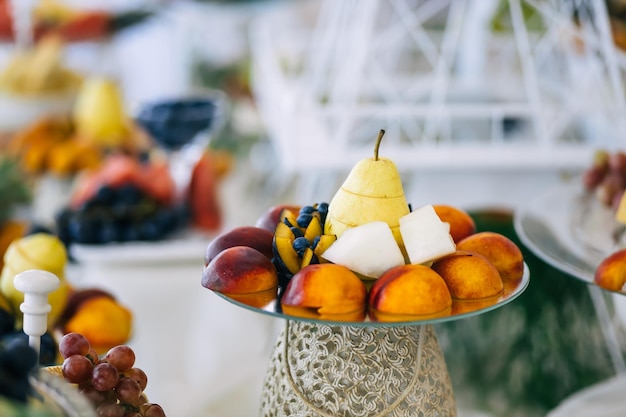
139, 219, 162, 241
119, 223, 141, 242
117, 183, 142, 205
299, 206, 316, 215
99, 220, 121, 243
94, 185, 116, 205
290, 227, 304, 239
154, 208, 176, 233
312, 235, 321, 250
317, 202, 329, 215
67, 217, 101, 244
292, 237, 310, 257
297, 213, 313, 228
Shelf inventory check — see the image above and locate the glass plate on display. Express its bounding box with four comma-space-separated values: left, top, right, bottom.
214, 263, 529, 327
513, 180, 621, 293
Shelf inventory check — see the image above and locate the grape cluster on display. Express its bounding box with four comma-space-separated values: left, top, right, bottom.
56, 183, 188, 246
582, 149, 626, 209
59, 333, 166, 417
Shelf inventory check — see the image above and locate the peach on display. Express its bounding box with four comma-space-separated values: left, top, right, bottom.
255, 204, 301, 232
594, 248, 626, 292
204, 226, 274, 266
431, 251, 504, 299
433, 204, 476, 243
368, 264, 452, 317
280, 263, 367, 316
202, 246, 278, 294
456, 231, 524, 282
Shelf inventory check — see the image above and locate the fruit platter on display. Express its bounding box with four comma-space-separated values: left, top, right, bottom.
201, 130, 530, 416
203, 130, 530, 326
515, 149, 626, 295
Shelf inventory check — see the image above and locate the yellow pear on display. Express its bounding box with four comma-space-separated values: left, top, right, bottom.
0, 233, 70, 326
324, 130, 410, 252
73, 77, 130, 147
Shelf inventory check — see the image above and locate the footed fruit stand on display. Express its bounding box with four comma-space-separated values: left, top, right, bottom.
218, 266, 527, 417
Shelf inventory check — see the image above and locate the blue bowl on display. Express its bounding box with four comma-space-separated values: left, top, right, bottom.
136, 97, 218, 150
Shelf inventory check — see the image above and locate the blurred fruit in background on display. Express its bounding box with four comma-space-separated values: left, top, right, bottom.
0, 233, 70, 326
0, 157, 31, 272
0, 35, 81, 97
72, 77, 131, 149
0, 0, 154, 43
55, 288, 132, 354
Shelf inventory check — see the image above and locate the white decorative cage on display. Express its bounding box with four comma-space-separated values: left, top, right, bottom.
250, 0, 626, 181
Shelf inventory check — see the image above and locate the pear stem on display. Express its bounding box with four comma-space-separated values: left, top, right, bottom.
374, 129, 385, 161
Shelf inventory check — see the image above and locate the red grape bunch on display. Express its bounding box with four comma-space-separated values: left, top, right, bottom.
582, 149, 626, 209
59, 332, 166, 417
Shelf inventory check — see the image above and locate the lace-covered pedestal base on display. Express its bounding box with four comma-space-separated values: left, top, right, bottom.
260, 321, 457, 417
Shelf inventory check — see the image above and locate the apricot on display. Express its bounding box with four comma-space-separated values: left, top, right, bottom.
594, 248, 626, 292
431, 251, 504, 299
281, 263, 367, 316
204, 226, 274, 266
433, 204, 476, 243
64, 296, 133, 353
255, 204, 301, 232
202, 246, 278, 294
456, 231, 524, 282
368, 264, 452, 317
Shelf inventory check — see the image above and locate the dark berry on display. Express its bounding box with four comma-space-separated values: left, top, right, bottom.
292, 237, 310, 257
290, 227, 304, 239
296, 213, 313, 228
299, 206, 316, 215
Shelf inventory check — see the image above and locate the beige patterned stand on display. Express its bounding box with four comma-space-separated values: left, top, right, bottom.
260, 320, 457, 417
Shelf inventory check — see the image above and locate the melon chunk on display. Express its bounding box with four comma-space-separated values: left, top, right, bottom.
399, 204, 456, 265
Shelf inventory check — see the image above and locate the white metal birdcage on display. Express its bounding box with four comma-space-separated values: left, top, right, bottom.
249, 0, 626, 206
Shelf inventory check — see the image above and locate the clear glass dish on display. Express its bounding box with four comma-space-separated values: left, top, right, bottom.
214, 263, 529, 327
514, 179, 619, 292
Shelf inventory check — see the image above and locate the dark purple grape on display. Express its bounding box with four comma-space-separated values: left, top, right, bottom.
92, 362, 119, 391
5, 331, 57, 366
62, 355, 94, 383
2, 337, 37, 374
59, 332, 90, 359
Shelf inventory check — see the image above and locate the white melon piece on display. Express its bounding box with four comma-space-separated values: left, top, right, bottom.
400, 204, 456, 265
321, 221, 405, 279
